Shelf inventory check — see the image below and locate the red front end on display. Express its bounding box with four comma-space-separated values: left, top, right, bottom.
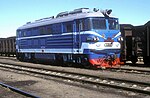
89, 58, 122, 69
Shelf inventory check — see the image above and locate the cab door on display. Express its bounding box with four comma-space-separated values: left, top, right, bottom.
73, 20, 81, 54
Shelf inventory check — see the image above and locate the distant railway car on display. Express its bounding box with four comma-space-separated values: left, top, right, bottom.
0, 37, 16, 56
120, 22, 150, 65
16, 8, 122, 68
0, 38, 5, 55
133, 25, 145, 62
120, 24, 134, 63
140, 21, 150, 64
120, 24, 141, 64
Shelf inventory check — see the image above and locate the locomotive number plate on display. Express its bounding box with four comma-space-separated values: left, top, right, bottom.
104, 43, 112, 47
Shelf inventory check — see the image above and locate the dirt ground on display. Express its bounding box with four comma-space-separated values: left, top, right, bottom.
0, 69, 145, 98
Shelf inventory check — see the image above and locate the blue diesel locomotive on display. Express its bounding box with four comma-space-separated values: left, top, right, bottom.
16, 8, 122, 68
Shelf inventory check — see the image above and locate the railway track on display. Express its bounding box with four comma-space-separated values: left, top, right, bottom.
109, 66, 150, 75
0, 63, 150, 95
1, 56, 150, 75
0, 82, 39, 98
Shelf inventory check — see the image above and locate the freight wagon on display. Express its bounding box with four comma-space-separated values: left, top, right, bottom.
139, 21, 150, 64
0, 36, 16, 56
120, 24, 135, 63
120, 22, 150, 65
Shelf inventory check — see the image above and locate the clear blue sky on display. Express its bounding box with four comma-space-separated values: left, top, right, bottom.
0, 0, 150, 38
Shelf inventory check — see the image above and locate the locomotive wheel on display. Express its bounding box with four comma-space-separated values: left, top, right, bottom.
131, 56, 137, 65
67, 63, 73, 67
17, 53, 25, 61
143, 56, 149, 65
131, 60, 136, 65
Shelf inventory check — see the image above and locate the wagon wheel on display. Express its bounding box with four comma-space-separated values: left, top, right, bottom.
131, 56, 138, 65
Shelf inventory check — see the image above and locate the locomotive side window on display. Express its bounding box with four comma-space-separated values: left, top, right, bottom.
51, 23, 62, 34
63, 21, 73, 33
83, 18, 91, 31
21, 30, 26, 37
26, 29, 32, 36
16, 30, 21, 37
108, 18, 119, 30
46, 25, 52, 34
32, 28, 39, 36
38, 23, 62, 35
76, 18, 91, 32
39, 27, 46, 35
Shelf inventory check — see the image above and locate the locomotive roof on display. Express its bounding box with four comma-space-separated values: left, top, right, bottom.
17, 9, 117, 30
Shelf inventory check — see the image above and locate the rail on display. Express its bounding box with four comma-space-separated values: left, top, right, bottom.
0, 82, 40, 98
110, 67, 150, 75
0, 63, 150, 95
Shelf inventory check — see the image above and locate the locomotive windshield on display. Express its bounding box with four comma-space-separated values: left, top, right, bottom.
108, 18, 119, 30
91, 18, 106, 30
89, 17, 119, 30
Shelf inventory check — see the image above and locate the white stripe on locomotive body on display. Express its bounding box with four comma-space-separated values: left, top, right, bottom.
16, 31, 120, 40
19, 49, 74, 54
16, 31, 89, 40
16, 30, 121, 54
16, 34, 52, 40
17, 12, 116, 30
18, 42, 120, 54
112, 32, 121, 39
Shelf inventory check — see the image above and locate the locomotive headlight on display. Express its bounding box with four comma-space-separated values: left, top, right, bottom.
117, 37, 123, 42
86, 36, 100, 42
